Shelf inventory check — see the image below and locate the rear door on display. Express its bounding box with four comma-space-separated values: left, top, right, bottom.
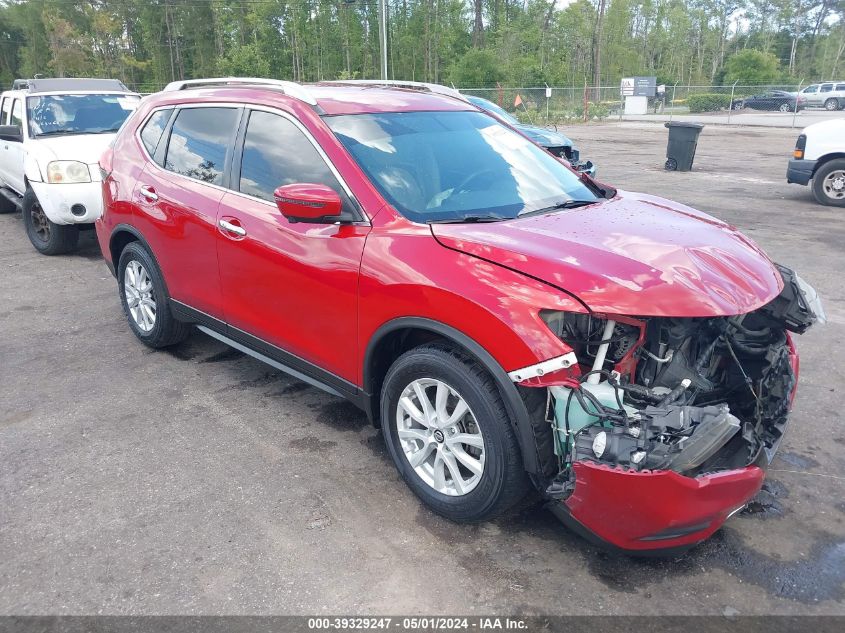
818, 83, 834, 106
216, 107, 370, 386
132, 105, 241, 318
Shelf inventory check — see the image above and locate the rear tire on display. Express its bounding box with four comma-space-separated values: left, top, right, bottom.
779, 102, 791, 113
825, 98, 839, 111
117, 241, 190, 348
23, 188, 79, 255
812, 158, 845, 207
380, 344, 530, 523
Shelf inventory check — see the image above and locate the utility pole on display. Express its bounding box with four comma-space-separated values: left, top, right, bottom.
378, 0, 388, 79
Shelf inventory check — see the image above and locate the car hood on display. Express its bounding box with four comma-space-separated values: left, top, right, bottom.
28, 134, 116, 164
431, 190, 783, 316
516, 124, 574, 148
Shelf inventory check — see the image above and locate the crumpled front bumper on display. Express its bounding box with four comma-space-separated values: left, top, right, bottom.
550, 462, 765, 554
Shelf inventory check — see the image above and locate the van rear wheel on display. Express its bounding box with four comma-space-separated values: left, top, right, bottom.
824, 98, 839, 111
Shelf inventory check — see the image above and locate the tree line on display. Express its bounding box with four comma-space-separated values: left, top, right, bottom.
1, 0, 843, 92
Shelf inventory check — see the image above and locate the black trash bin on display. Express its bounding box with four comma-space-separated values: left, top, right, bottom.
664, 121, 704, 171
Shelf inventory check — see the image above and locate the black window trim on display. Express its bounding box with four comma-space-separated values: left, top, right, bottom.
227, 104, 366, 223
139, 107, 176, 163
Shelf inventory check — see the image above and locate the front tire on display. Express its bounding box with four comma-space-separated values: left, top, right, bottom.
23, 188, 79, 255
812, 158, 845, 207
117, 241, 190, 348
380, 344, 529, 523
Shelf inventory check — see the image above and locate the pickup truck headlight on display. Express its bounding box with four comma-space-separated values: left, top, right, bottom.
46, 160, 92, 184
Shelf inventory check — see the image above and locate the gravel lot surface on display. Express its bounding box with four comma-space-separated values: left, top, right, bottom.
1, 122, 843, 615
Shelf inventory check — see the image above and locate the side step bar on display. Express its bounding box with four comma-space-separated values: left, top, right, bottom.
0, 187, 23, 211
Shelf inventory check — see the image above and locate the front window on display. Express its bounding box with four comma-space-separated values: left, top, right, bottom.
27, 93, 140, 137
327, 110, 599, 223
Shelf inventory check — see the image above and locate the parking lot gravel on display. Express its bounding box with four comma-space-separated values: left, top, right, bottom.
1, 122, 843, 616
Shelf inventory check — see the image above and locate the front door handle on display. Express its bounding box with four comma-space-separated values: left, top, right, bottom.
139, 185, 158, 202
219, 219, 246, 237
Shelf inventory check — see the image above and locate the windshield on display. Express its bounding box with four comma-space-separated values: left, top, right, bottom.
467, 96, 520, 125
27, 94, 140, 137
327, 111, 599, 223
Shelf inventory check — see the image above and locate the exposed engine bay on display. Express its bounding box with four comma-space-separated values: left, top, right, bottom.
540, 265, 825, 498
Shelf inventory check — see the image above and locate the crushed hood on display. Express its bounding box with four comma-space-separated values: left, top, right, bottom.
28, 134, 116, 165
431, 190, 783, 316
517, 124, 574, 149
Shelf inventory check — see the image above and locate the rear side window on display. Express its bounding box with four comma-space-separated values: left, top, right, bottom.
821, 84, 833, 93
239, 110, 347, 204
140, 110, 171, 163
164, 107, 238, 186
836, 84, 845, 91
10, 100, 23, 127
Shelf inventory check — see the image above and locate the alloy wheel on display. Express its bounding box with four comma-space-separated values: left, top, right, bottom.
29, 202, 50, 243
822, 170, 845, 201
396, 378, 485, 496
124, 260, 157, 332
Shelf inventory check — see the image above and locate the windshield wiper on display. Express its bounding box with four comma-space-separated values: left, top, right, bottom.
518, 199, 599, 217
34, 130, 94, 137
429, 215, 508, 224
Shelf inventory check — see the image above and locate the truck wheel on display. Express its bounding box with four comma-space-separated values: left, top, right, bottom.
812, 158, 845, 207
825, 98, 839, 111
23, 188, 79, 255
117, 241, 190, 348
380, 344, 529, 523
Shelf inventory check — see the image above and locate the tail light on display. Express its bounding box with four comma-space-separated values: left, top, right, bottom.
793, 134, 806, 160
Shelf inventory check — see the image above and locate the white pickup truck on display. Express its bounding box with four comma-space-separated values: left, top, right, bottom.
787, 118, 845, 206
0, 78, 140, 254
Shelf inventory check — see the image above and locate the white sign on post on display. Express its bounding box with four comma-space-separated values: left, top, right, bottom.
621, 77, 635, 96
545, 86, 552, 99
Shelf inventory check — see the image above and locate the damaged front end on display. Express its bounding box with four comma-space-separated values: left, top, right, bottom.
523, 265, 824, 553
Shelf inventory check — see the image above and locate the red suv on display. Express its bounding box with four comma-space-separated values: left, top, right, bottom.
97, 78, 824, 554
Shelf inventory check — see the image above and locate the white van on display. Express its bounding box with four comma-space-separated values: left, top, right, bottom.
787, 118, 845, 205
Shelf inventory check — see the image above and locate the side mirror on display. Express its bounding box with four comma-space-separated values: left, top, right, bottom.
0, 125, 23, 143
274, 183, 344, 223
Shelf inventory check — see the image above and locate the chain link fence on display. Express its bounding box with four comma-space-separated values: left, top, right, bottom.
127, 79, 833, 127
458, 83, 837, 127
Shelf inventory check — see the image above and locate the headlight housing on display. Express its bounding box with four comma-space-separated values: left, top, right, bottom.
46, 160, 91, 184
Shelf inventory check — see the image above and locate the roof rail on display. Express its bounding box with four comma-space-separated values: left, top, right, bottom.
162, 77, 317, 106
321, 79, 468, 102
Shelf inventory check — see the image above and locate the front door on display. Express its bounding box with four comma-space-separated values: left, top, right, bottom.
0, 98, 26, 193
216, 108, 370, 385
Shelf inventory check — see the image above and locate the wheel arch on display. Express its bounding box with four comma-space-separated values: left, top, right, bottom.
812, 153, 845, 177
364, 317, 544, 475
109, 224, 174, 301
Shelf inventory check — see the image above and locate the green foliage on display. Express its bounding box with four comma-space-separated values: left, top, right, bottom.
686, 93, 731, 113
447, 49, 503, 88
218, 44, 271, 78
723, 50, 781, 85
0, 0, 841, 93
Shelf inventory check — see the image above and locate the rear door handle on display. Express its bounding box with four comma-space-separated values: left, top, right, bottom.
139, 185, 158, 202
219, 219, 246, 237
